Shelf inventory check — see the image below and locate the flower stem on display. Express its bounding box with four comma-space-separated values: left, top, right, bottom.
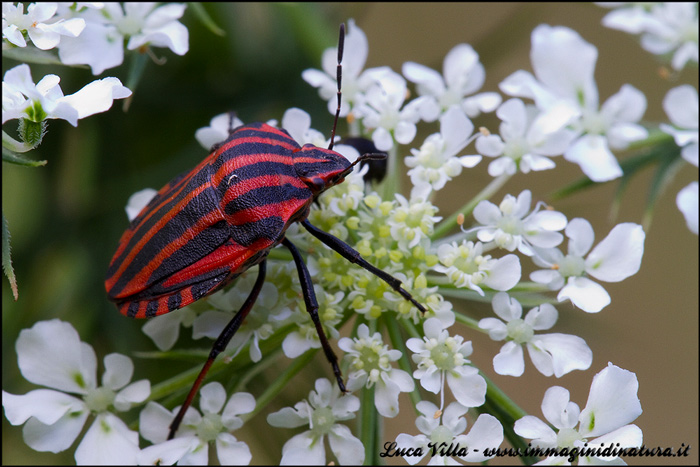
431, 173, 511, 239
359, 384, 378, 464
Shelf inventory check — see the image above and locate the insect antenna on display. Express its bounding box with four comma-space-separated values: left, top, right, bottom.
328, 23, 345, 151
338, 152, 387, 180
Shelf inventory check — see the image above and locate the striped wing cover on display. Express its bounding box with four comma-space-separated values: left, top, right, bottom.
105, 123, 316, 318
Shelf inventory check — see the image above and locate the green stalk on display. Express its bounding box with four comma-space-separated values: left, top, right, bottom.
359, 384, 378, 465
432, 173, 511, 239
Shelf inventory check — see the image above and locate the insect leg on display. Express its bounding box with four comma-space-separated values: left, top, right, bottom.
282, 237, 346, 393
167, 260, 267, 440
301, 220, 427, 313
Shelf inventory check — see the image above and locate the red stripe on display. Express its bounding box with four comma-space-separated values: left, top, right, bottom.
113, 209, 223, 299
216, 132, 298, 155
106, 180, 216, 292
221, 174, 306, 204
109, 155, 213, 267
212, 153, 296, 187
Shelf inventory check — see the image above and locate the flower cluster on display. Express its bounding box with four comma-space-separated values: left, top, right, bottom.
4, 5, 697, 466
2, 2, 188, 133
598, 2, 698, 71
2, 2, 190, 301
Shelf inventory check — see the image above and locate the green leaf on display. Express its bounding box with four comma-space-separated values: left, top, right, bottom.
188, 2, 226, 37
2, 46, 67, 66
642, 143, 684, 230
2, 146, 47, 167
3, 130, 43, 155
2, 211, 18, 301
550, 131, 677, 202
476, 372, 539, 464
122, 52, 150, 111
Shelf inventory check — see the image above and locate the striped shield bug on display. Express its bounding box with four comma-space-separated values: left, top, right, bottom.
105, 24, 426, 439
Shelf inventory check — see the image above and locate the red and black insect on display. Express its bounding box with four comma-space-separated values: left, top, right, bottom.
105, 24, 425, 439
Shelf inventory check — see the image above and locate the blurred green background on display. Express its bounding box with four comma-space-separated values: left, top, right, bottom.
3, 3, 698, 465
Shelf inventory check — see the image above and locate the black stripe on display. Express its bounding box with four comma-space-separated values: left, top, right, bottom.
146, 300, 159, 318
212, 142, 296, 172
127, 301, 140, 318
107, 164, 216, 282
224, 184, 312, 216
228, 124, 297, 146
168, 292, 182, 312
147, 220, 231, 290
108, 181, 223, 297
214, 160, 298, 195
230, 216, 285, 246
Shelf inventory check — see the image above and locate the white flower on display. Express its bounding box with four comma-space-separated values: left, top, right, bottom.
388, 194, 442, 250
479, 293, 592, 377
58, 3, 189, 75
433, 240, 521, 296
139, 382, 255, 465
195, 112, 244, 150
337, 324, 414, 418
2, 320, 149, 464
471, 189, 567, 256
530, 218, 645, 313
2, 2, 85, 49
124, 187, 158, 221
395, 401, 503, 465
476, 98, 578, 177
142, 306, 198, 351
602, 3, 698, 71
405, 106, 482, 198
281, 106, 329, 147
2, 64, 131, 126
677, 181, 699, 235
402, 43, 502, 121
661, 84, 699, 168
267, 378, 364, 465
279, 107, 361, 166
514, 363, 643, 464
500, 25, 648, 182
302, 18, 390, 117
406, 318, 486, 408
281, 286, 342, 359
356, 70, 422, 151
194, 266, 290, 363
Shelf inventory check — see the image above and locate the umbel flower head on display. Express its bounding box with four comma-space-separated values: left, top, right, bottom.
267, 378, 364, 465
2, 320, 150, 464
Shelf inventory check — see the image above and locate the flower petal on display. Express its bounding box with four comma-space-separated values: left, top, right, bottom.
329, 424, 365, 465
222, 392, 256, 429
493, 342, 525, 376
677, 182, 699, 234
2, 389, 84, 426
58, 77, 131, 120
585, 223, 645, 282
216, 432, 252, 465
22, 409, 89, 453
17, 319, 96, 394
564, 134, 622, 182
199, 382, 226, 414
578, 363, 642, 438
532, 333, 593, 377
280, 431, 325, 465
74, 413, 140, 465
102, 353, 134, 391
115, 379, 151, 411
447, 367, 486, 408
557, 276, 611, 313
